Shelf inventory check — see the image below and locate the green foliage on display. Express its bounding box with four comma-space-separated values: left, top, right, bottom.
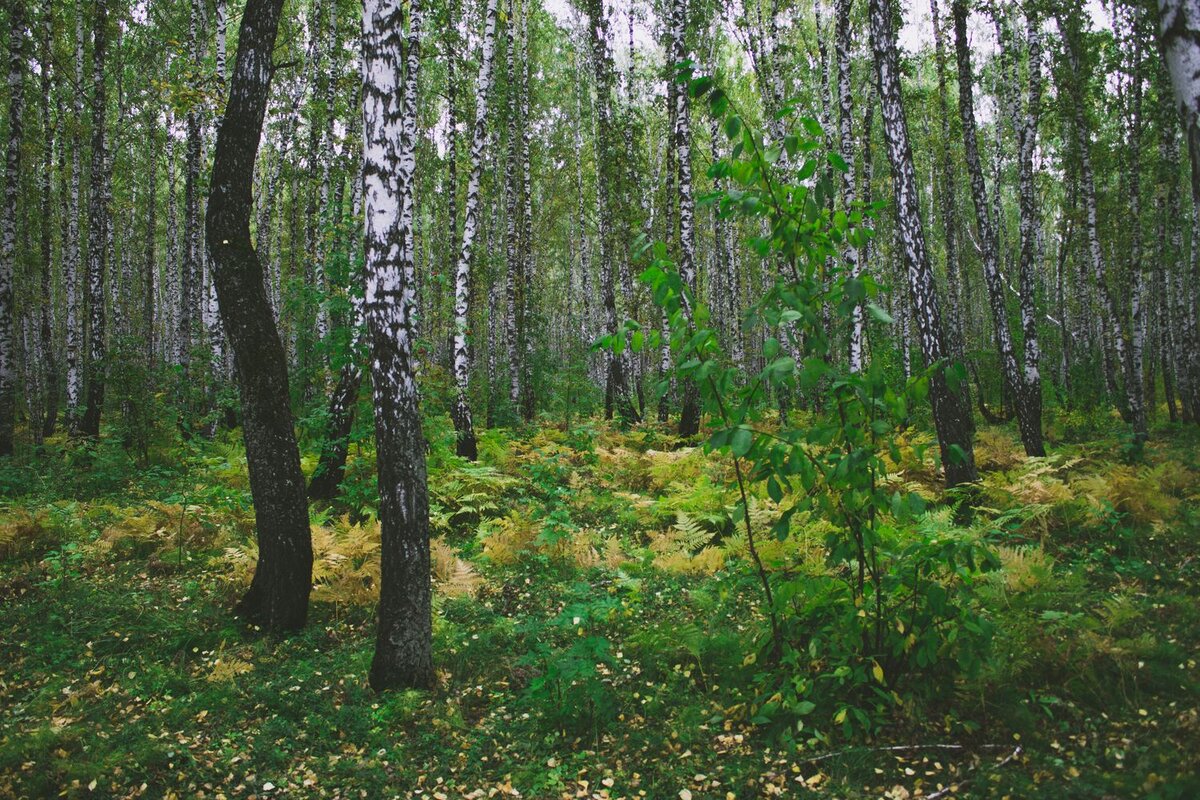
604, 69, 999, 739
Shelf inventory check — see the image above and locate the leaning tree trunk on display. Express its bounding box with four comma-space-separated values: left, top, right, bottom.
952, 0, 1041, 456
869, 0, 977, 487
362, 0, 434, 691
79, 0, 110, 439
450, 0, 500, 459
206, 0, 313, 632
0, 0, 25, 455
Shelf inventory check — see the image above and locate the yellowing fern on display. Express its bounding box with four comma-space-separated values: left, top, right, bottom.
994, 545, 1055, 593
0, 509, 62, 561
480, 511, 540, 565
431, 537, 481, 598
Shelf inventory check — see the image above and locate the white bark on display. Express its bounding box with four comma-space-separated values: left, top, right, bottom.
836, 0, 862, 372
0, 0, 26, 452
66, 8, 84, 425
450, 0, 500, 456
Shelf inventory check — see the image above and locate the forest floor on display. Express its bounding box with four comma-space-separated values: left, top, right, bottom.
1, 412, 1199, 799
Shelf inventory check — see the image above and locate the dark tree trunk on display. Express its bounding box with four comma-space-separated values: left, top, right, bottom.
869, 0, 977, 487
206, 0, 313, 632
308, 358, 363, 502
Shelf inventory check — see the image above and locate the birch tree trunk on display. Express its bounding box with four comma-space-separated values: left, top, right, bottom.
1014, 10, 1046, 455
79, 0, 110, 438
929, 0, 964, 360
144, 112, 159, 386
206, 0, 313, 632
39, 13, 57, 439
450, 0, 500, 459
869, 0, 978, 487
0, 0, 25, 454
518, 2, 535, 423
181, 0, 204, 386
504, 0, 521, 411
1157, 0, 1200, 423
1124, 34, 1150, 446
586, 0, 637, 421
66, 9, 84, 430
670, 0, 700, 435
835, 0, 864, 372
361, 0, 434, 689
952, 0, 1042, 456
1060, 14, 1134, 424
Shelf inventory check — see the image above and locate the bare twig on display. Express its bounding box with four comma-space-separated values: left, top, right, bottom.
925, 745, 1023, 800
796, 742, 1013, 766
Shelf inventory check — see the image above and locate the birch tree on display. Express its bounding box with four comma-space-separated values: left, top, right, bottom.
450, 0, 500, 459
585, 0, 638, 421
0, 0, 25, 455
1157, 0, 1200, 423
65, 8, 84, 430
670, 0, 700, 435
362, 0, 434, 690
951, 0, 1042, 457
869, 0, 978, 487
835, 0, 863, 372
79, 0, 110, 438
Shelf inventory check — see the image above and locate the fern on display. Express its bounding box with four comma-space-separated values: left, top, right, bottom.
430, 537, 481, 598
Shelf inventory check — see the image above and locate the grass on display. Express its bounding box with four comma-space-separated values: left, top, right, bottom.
1, 414, 1198, 798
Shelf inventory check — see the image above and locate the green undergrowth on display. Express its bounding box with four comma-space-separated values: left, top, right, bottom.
1, 415, 1198, 798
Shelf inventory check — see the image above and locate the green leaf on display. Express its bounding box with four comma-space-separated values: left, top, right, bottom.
688, 76, 714, 99
828, 152, 849, 172
725, 115, 742, 139
731, 427, 753, 458
708, 88, 728, 117
866, 302, 894, 324
767, 476, 783, 503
